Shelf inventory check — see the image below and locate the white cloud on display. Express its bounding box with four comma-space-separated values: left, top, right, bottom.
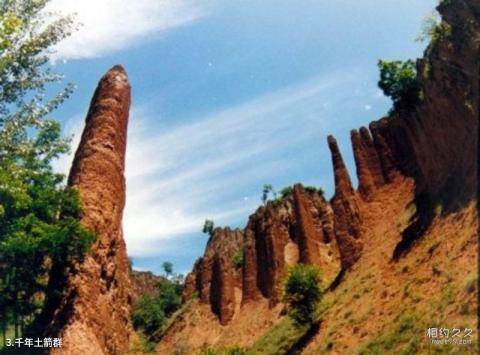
122, 72, 353, 256
47, 0, 204, 61
364, 104, 372, 110
57, 71, 355, 257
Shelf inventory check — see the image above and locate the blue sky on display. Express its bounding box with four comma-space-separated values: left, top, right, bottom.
48, 0, 437, 275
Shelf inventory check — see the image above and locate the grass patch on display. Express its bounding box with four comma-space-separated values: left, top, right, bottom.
463, 272, 477, 294
357, 315, 419, 354
0, 326, 15, 350
247, 296, 333, 355
314, 338, 335, 353
153, 300, 192, 341
246, 317, 310, 355
195, 345, 248, 355
131, 334, 156, 354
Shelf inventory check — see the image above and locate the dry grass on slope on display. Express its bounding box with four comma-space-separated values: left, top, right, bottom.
303, 178, 478, 354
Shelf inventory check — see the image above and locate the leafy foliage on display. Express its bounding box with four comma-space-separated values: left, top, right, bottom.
262, 184, 274, 204
132, 270, 183, 339
202, 219, 215, 237
0, 0, 96, 340
132, 295, 166, 337
162, 261, 173, 277
304, 186, 324, 196
131, 334, 156, 353
231, 249, 244, 269
268, 185, 291, 207
283, 264, 322, 325
0, 0, 76, 163
279, 186, 293, 199
377, 59, 421, 114
417, 10, 451, 43
157, 280, 182, 316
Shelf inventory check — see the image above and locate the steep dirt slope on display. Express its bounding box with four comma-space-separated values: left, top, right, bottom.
303, 181, 477, 354
157, 0, 478, 353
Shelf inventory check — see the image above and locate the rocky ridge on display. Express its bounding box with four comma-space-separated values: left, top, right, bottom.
42, 65, 133, 355
181, 0, 478, 334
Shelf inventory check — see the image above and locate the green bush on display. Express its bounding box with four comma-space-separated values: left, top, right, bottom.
262, 184, 276, 204
131, 334, 156, 353
132, 296, 166, 336
378, 59, 421, 113
162, 261, 173, 277
158, 281, 182, 316
232, 250, 244, 269
271, 198, 283, 208
203, 219, 215, 237
132, 277, 183, 338
280, 186, 294, 198
417, 11, 451, 43
283, 264, 322, 325
270, 185, 294, 208
305, 186, 324, 196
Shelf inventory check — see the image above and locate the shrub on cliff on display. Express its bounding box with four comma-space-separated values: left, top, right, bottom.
232, 249, 244, 269
378, 59, 421, 113
132, 295, 166, 336
203, 219, 215, 237
417, 10, 452, 43
262, 184, 276, 204
305, 185, 324, 196
283, 264, 322, 325
280, 186, 294, 198
270, 185, 293, 207
132, 271, 183, 338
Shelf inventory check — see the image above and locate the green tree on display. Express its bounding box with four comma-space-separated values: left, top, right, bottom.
132, 275, 183, 339
262, 184, 276, 204
283, 264, 322, 325
132, 295, 166, 336
0, 0, 76, 160
377, 59, 420, 113
0, 0, 95, 339
162, 261, 173, 278
202, 219, 215, 237
158, 281, 182, 316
